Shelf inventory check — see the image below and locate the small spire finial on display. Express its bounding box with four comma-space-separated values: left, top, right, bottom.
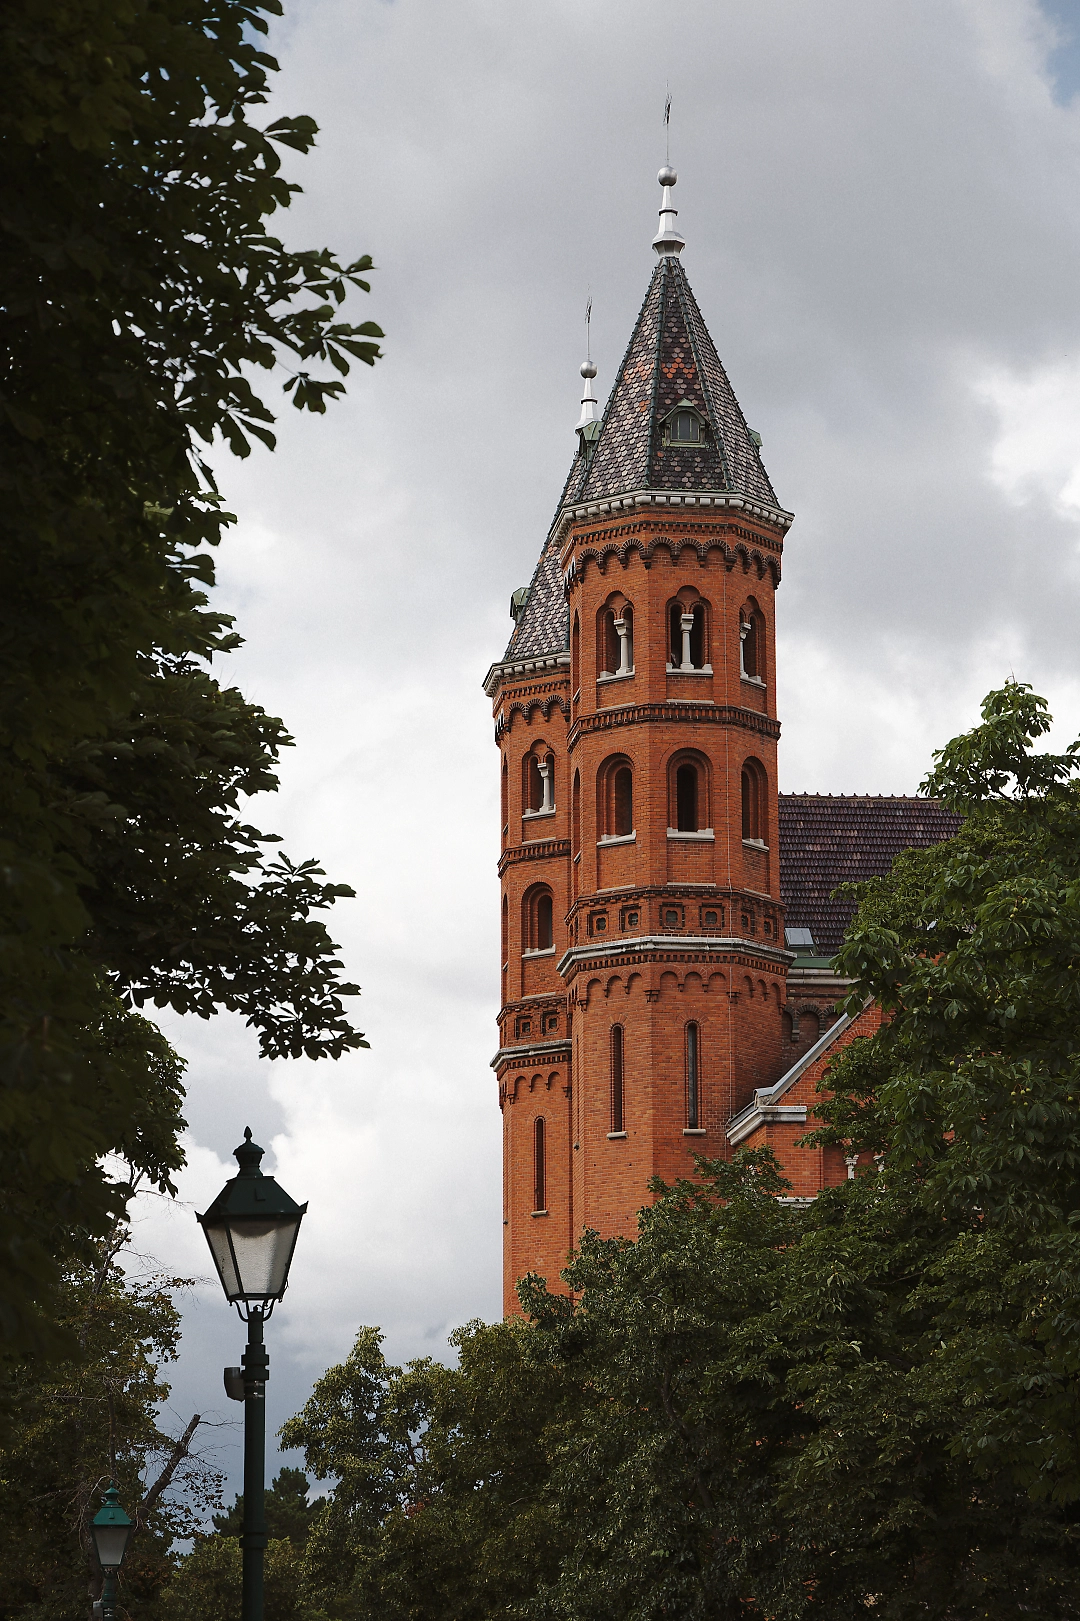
653, 92, 685, 256
576, 295, 600, 434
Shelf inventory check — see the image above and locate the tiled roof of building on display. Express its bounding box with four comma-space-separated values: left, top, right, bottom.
579, 257, 778, 508
778, 795, 962, 958
501, 254, 778, 664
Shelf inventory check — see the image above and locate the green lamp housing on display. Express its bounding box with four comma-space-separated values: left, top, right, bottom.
197, 1129, 307, 1309
91, 1485, 133, 1570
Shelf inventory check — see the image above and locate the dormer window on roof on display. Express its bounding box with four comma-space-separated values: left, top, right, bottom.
661, 403, 707, 446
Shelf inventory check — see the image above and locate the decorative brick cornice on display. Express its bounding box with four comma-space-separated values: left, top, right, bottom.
553, 487, 794, 541
568, 703, 780, 752
497, 838, 571, 875
562, 529, 782, 592
490, 1038, 573, 1071
557, 933, 793, 980
483, 651, 570, 699
494, 693, 570, 744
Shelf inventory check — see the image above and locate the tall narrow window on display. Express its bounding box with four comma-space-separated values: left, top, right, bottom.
572, 771, 581, 856
741, 607, 765, 681
669, 603, 683, 666
742, 759, 767, 843
689, 603, 705, 668
571, 614, 580, 696
610, 1025, 625, 1133
501, 756, 508, 837
501, 896, 508, 1000
676, 764, 699, 832
614, 766, 633, 836
686, 1023, 700, 1130
603, 610, 619, 676
533, 1117, 546, 1212
537, 893, 553, 950
527, 755, 543, 812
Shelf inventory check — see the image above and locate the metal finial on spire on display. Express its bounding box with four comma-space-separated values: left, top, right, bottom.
576, 296, 600, 433
653, 166, 685, 257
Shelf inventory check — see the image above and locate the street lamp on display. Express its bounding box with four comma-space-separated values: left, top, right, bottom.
198, 1128, 307, 1621
91, 1483, 133, 1621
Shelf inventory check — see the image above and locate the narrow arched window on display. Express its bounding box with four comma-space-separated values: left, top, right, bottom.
501, 756, 508, 837
611, 1025, 625, 1133
603, 610, 619, 676
742, 759, 767, 843
689, 603, 705, 669
524, 885, 555, 951
614, 766, 633, 836
669, 602, 683, 666
533, 1118, 546, 1212
501, 895, 508, 1000
741, 608, 765, 681
572, 770, 581, 856
676, 763, 698, 832
572, 614, 580, 696
537, 893, 553, 950
527, 754, 543, 812
686, 1023, 700, 1130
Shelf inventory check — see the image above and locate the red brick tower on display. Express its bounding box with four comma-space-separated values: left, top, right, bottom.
484, 170, 797, 1313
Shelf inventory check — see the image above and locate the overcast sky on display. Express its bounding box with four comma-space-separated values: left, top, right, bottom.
129, 0, 1080, 1510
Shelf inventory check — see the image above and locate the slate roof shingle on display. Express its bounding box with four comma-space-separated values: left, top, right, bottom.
778, 795, 962, 958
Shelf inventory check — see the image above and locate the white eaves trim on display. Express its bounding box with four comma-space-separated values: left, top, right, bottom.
726, 999, 871, 1146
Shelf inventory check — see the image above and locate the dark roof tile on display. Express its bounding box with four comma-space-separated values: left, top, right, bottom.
778, 795, 961, 958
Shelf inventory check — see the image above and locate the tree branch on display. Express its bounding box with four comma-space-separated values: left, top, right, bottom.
140, 1413, 201, 1520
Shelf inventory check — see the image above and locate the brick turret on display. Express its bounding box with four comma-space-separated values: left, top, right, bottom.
484, 169, 808, 1313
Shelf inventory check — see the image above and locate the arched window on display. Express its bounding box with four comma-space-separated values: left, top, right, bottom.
598, 757, 634, 840
523, 885, 555, 952
523, 749, 554, 815
572, 770, 581, 856
571, 613, 580, 697
610, 1025, 625, 1133
533, 1117, 546, 1212
685, 1023, 701, 1130
676, 763, 698, 832
670, 408, 702, 443
669, 752, 709, 834
501, 895, 508, 1000
597, 601, 634, 678
740, 603, 766, 682
501, 756, 508, 838
537, 893, 553, 950
668, 600, 707, 670
741, 758, 768, 843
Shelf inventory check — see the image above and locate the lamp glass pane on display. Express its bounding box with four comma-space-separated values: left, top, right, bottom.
202, 1220, 242, 1299
93, 1524, 131, 1569
227, 1217, 300, 1299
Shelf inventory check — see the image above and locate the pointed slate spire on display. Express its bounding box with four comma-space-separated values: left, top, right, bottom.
572, 169, 778, 510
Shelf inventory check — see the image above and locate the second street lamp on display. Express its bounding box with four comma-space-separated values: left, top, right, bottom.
90, 1483, 133, 1621
198, 1129, 307, 1621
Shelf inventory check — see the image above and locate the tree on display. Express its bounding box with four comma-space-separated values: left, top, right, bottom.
0, 0, 382, 1353
817, 679, 1080, 1504
0, 1236, 220, 1620
212, 1465, 323, 1547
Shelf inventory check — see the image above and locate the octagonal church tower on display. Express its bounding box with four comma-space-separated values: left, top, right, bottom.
483, 169, 796, 1314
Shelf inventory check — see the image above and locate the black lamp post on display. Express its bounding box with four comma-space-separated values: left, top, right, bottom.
198, 1129, 307, 1621
90, 1483, 133, 1621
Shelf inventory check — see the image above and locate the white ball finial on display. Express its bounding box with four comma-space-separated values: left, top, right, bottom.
657, 165, 677, 187
580, 359, 597, 380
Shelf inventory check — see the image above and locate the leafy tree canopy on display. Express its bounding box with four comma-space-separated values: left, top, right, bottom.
0, 1239, 219, 1621
0, 0, 381, 1353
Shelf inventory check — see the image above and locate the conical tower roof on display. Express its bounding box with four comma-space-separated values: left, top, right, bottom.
577, 254, 778, 507
495, 173, 787, 670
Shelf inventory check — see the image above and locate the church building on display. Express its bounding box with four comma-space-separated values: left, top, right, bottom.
483, 168, 957, 1314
